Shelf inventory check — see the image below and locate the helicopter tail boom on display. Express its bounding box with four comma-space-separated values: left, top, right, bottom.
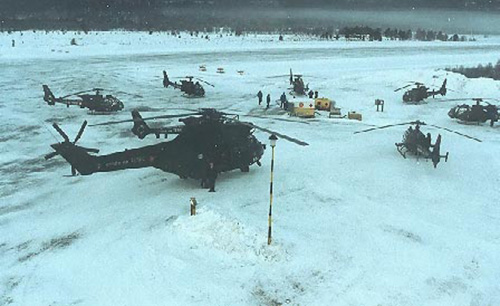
50, 141, 166, 175
430, 134, 449, 168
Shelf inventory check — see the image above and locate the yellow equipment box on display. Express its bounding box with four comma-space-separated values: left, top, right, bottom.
288, 99, 315, 118
315, 97, 332, 111
348, 111, 362, 121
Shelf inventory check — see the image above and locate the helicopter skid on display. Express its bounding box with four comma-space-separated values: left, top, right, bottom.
181, 94, 204, 99
395, 143, 407, 158
457, 120, 482, 126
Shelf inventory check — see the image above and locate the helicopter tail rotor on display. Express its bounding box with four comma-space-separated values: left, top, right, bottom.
45, 121, 100, 175
439, 79, 447, 96
163, 70, 170, 88
42, 85, 56, 105
131, 110, 152, 139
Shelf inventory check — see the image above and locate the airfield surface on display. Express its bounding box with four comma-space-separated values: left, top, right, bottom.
1, 32, 500, 305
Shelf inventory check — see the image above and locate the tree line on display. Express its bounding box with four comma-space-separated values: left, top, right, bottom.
313, 26, 469, 42
447, 60, 500, 80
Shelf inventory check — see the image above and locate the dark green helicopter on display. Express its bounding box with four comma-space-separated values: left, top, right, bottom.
355, 120, 481, 168
45, 108, 308, 185
42, 85, 124, 113
394, 79, 447, 103
163, 71, 213, 98
447, 98, 499, 127
289, 69, 308, 96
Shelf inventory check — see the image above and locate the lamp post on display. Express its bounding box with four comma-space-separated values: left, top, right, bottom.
268, 134, 278, 245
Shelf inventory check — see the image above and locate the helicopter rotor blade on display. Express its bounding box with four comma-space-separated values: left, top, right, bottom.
195, 78, 215, 87
60, 89, 94, 99
113, 90, 143, 98
52, 123, 70, 142
73, 120, 87, 144
439, 98, 499, 105
241, 113, 310, 125
354, 121, 425, 134
394, 84, 413, 92
240, 122, 309, 146
89, 112, 200, 126
427, 124, 482, 142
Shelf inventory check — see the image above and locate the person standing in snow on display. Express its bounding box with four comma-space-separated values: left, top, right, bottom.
257, 90, 263, 105
280, 92, 287, 108
266, 94, 271, 109
207, 162, 217, 192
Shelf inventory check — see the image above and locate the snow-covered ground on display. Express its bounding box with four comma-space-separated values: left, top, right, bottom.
1, 31, 499, 305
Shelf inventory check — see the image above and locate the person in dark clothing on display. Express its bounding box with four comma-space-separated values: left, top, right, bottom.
308, 90, 314, 98
280, 92, 287, 108
314, 91, 318, 99
266, 94, 271, 109
207, 162, 217, 192
257, 90, 263, 105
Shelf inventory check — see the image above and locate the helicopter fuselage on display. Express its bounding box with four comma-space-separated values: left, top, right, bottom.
448, 103, 499, 126
50, 119, 265, 181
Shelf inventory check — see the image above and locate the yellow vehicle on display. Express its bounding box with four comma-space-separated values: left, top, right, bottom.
288, 98, 315, 118
315, 97, 332, 111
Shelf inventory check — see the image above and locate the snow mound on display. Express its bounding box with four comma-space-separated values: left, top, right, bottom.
170, 207, 284, 263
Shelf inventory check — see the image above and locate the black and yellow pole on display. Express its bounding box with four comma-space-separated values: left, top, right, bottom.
268, 134, 278, 245
190, 197, 197, 216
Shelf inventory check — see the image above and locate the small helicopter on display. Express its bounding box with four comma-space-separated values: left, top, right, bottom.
289, 69, 309, 96
42, 85, 125, 113
45, 108, 308, 186
394, 79, 447, 103
162, 71, 214, 98
354, 120, 481, 168
448, 98, 499, 127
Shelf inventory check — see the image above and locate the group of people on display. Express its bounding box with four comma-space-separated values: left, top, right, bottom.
256, 90, 289, 110
308, 90, 319, 99
256, 90, 272, 109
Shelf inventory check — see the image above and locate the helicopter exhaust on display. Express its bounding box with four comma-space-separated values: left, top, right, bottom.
42, 85, 56, 105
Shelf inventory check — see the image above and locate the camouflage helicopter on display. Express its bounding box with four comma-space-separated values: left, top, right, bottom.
289, 69, 309, 96
45, 108, 308, 187
42, 85, 124, 113
394, 79, 447, 103
162, 70, 214, 98
447, 98, 499, 127
355, 120, 481, 168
